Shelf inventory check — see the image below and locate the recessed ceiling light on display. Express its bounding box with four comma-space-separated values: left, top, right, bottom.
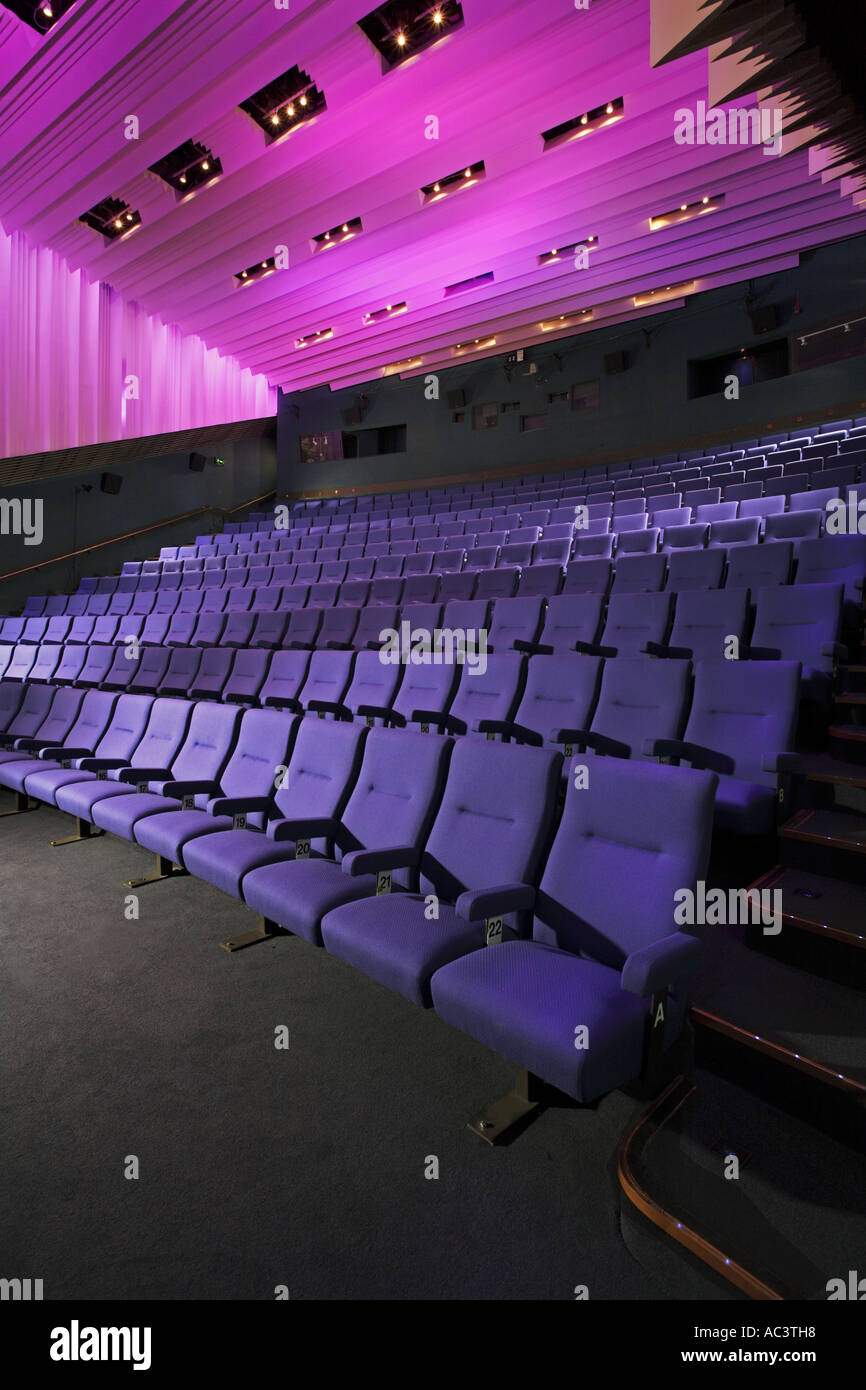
396, 30, 406, 46
271, 114, 280, 125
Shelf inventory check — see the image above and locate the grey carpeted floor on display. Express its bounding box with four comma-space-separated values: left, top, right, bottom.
0, 798, 687, 1301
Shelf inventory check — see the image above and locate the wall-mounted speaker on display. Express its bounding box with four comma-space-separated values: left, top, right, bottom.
100, 472, 122, 494
749, 304, 778, 335
446, 388, 466, 409
603, 350, 628, 375
188, 452, 207, 472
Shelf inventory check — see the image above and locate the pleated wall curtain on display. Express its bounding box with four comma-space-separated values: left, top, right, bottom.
0, 223, 275, 458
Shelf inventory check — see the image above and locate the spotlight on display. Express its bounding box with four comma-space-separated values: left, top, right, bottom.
42, 3, 53, 15
114, 219, 122, 230
261, 261, 267, 268
271, 113, 280, 125
342, 223, 348, 232
606, 103, 613, 114
702, 195, 709, 204
463, 167, 471, 177
287, 105, 295, 116
179, 174, 187, 185
680, 204, 687, 211
126, 213, 133, 222
580, 114, 588, 125
396, 30, 406, 46
551, 249, 557, 255
433, 182, 440, 192
433, 8, 443, 22
325, 232, 331, 240
241, 271, 247, 278
299, 94, 307, 106
202, 160, 210, 171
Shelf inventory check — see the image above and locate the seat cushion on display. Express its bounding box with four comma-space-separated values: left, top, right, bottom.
713, 776, 776, 836
183, 827, 304, 899
92, 790, 180, 838
55, 778, 137, 820
0, 756, 59, 792
22, 765, 96, 805
241, 858, 377, 946
134, 808, 234, 863
431, 940, 647, 1102
321, 895, 483, 1007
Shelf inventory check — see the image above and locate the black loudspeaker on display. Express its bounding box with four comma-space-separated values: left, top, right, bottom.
100, 472, 122, 494
749, 304, 778, 334
446, 388, 466, 409
604, 350, 628, 375
342, 407, 364, 426
188, 452, 207, 472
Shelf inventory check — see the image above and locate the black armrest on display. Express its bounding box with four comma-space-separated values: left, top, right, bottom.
341, 844, 421, 877
306, 699, 351, 720
117, 766, 173, 785
267, 816, 360, 849
574, 640, 617, 657
356, 703, 406, 728
410, 708, 466, 735
579, 729, 631, 758
160, 778, 221, 800
263, 695, 302, 711
513, 639, 553, 656
643, 737, 734, 774
208, 795, 273, 818
477, 718, 543, 747
38, 745, 94, 761
644, 641, 693, 660
78, 756, 129, 772
746, 645, 782, 661
15, 736, 57, 752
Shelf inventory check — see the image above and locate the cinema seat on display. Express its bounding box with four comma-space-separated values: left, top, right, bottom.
132, 709, 298, 875
240, 728, 453, 948
487, 597, 544, 652
182, 716, 367, 900
725, 541, 792, 590
90, 701, 243, 844
222, 649, 271, 705
129, 648, 171, 694
749, 582, 845, 704
0, 686, 84, 766
0, 691, 117, 798
562, 559, 611, 595
411, 653, 525, 737
794, 536, 866, 627
52, 698, 194, 828
430, 757, 716, 1118
28, 644, 63, 683
157, 646, 202, 697
76, 644, 116, 689
579, 591, 672, 657
190, 648, 235, 700
611, 554, 666, 594
515, 593, 604, 654
321, 738, 562, 1006
665, 548, 724, 591
648, 588, 750, 662
478, 652, 602, 756
0, 682, 24, 730
644, 659, 801, 835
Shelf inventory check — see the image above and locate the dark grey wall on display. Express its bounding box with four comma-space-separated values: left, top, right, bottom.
0, 437, 276, 613
278, 234, 866, 496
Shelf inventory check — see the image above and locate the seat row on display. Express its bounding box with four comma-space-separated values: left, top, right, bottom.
0, 689, 729, 1113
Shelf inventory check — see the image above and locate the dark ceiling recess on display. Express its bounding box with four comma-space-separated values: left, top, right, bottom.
358, 0, 464, 70
78, 197, 141, 241
149, 140, 222, 196
653, 0, 866, 195
239, 65, 326, 141
0, 0, 76, 32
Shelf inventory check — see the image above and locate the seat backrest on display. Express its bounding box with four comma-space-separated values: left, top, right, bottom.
487, 597, 543, 651
129, 697, 195, 768
449, 652, 526, 736
764, 509, 822, 543
513, 653, 602, 745
0, 680, 25, 730
538, 593, 604, 649
166, 700, 241, 783
338, 728, 452, 882
562, 559, 612, 595
602, 591, 672, 655
738, 496, 785, 520
223, 649, 270, 699
159, 647, 202, 692
24, 685, 85, 744
217, 709, 297, 807
665, 548, 724, 591
591, 656, 691, 758
298, 649, 355, 708
611, 554, 666, 594
272, 716, 366, 821
191, 648, 235, 695
750, 582, 843, 673
708, 517, 761, 549
475, 568, 519, 600
260, 649, 310, 705
343, 648, 402, 718
666, 587, 748, 661
684, 659, 800, 784
794, 535, 866, 605
29, 644, 63, 681
77, 644, 115, 684
725, 541, 792, 589
417, 739, 562, 900
532, 757, 716, 968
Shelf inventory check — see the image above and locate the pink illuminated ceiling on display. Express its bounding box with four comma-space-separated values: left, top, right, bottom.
0, 0, 864, 399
